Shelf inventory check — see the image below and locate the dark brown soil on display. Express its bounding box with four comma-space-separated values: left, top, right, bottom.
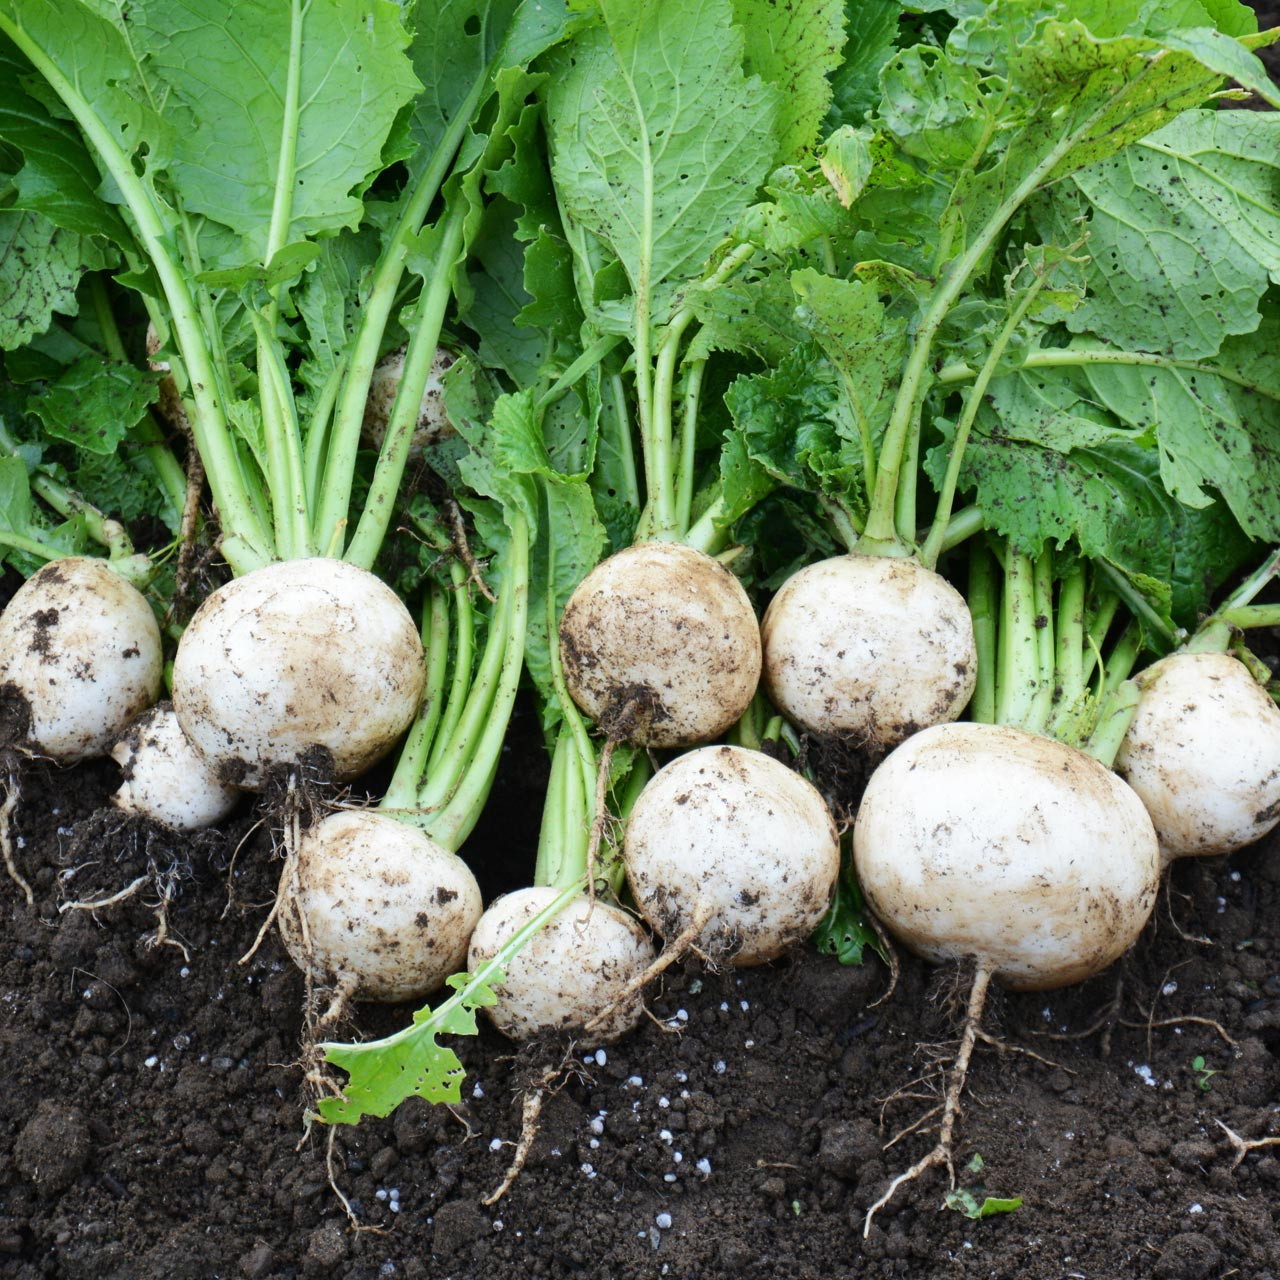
2, 735, 1279, 1280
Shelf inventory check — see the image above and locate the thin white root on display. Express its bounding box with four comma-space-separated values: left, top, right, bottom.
1, 768, 33, 906
864, 966, 992, 1238
581, 904, 713, 1037
1216, 1119, 1280, 1171
483, 1087, 545, 1207
60, 875, 149, 914
325, 1126, 385, 1234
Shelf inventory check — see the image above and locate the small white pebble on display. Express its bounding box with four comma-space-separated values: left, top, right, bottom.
720, 1002, 729, 1012
696, 1158, 712, 1176
389, 1202, 401, 1214
1230, 870, 1241, 882
745, 1039, 755, 1049
663, 1173, 677, 1182
739, 999, 749, 1012
379, 1263, 397, 1277
589, 1138, 599, 1149
655, 1212, 673, 1230
675, 1009, 689, 1023
688, 979, 703, 994
489, 1137, 503, 1152
713, 1060, 726, 1075
376, 1189, 388, 1202
144, 1055, 159, 1069
1189, 1203, 1204, 1214
1162, 981, 1178, 996
673, 1152, 683, 1164
590, 1117, 605, 1136
659, 1129, 673, 1143
388, 1188, 400, 1199
658, 1096, 670, 1109
493, 1220, 504, 1232
581, 1162, 594, 1176
179, 967, 191, 980
472, 1082, 485, 1098
674, 1071, 687, 1083
595, 1048, 607, 1066
627, 1075, 644, 1088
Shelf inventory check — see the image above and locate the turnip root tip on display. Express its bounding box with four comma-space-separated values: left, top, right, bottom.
559, 543, 762, 749
762, 555, 976, 749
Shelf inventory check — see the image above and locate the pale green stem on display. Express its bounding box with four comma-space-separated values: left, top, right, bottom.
1025, 548, 1055, 734
262, 0, 304, 333
300, 358, 348, 509
416, 519, 526, 819
381, 582, 451, 813
919, 268, 1051, 569
676, 358, 706, 536
968, 545, 998, 726
344, 206, 466, 570
314, 65, 494, 552
425, 561, 475, 778
996, 549, 1040, 729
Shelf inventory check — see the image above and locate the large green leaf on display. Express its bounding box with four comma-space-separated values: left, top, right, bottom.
129, 0, 418, 256
1065, 110, 1280, 359
544, 0, 780, 319
0, 209, 108, 348
731, 0, 846, 163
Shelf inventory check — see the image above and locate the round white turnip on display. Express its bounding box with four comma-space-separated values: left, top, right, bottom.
623, 744, 840, 965
361, 346, 456, 458
1115, 651, 1280, 861
172, 558, 425, 788
467, 886, 656, 1043
559, 542, 762, 748
761, 555, 976, 749
0, 557, 163, 762
854, 721, 1160, 991
111, 705, 240, 831
277, 809, 482, 1004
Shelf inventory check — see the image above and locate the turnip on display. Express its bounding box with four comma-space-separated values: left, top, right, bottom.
362, 346, 456, 459
467, 885, 654, 1043
853, 540, 1160, 1234
172, 557, 425, 789
277, 809, 482, 1005
855, 722, 1159, 992
761, 555, 975, 748
559, 541, 761, 749
111, 705, 240, 832
0, 556, 163, 903
624, 744, 840, 965
1114, 552, 1280, 863
0, 557, 163, 764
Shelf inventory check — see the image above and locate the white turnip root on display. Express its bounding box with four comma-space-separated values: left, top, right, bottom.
0, 557, 164, 762
277, 809, 482, 1004
111, 705, 239, 832
761, 555, 976, 749
467, 886, 656, 1044
854, 720, 1159, 1233
172, 558, 425, 788
1115, 651, 1280, 862
559, 543, 762, 749
854, 721, 1159, 991
361, 346, 456, 458
623, 745, 840, 965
